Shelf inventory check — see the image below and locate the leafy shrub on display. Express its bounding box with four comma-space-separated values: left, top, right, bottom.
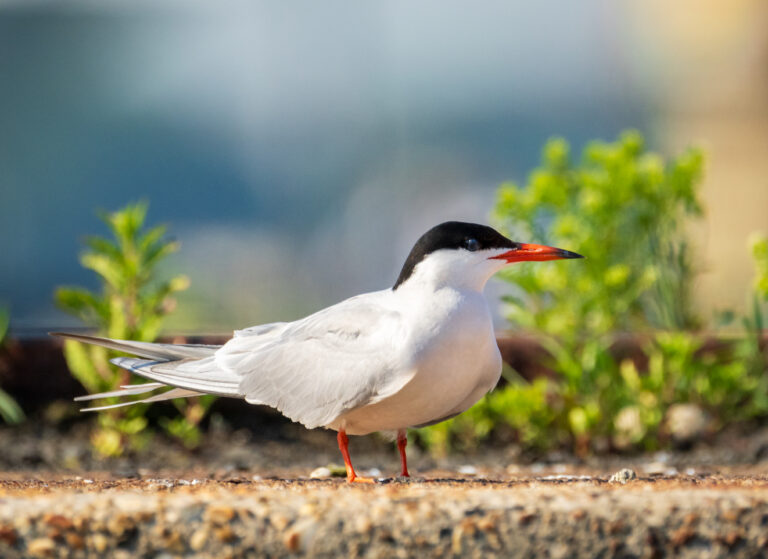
0, 308, 25, 424
494, 130, 703, 335
55, 202, 213, 455
421, 131, 768, 455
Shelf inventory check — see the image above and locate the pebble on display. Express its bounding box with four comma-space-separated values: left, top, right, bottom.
91, 533, 109, 553
107, 514, 136, 537
215, 525, 235, 543
458, 465, 478, 476
147, 479, 175, 490
65, 533, 85, 549
0, 525, 18, 546
608, 469, 637, 484
190, 529, 208, 551
206, 505, 236, 525
643, 462, 678, 476
310, 467, 332, 479
271, 514, 290, 531
162, 531, 185, 552
27, 538, 56, 557
666, 403, 709, 442
283, 528, 301, 552
43, 514, 73, 530
550, 542, 571, 559
354, 517, 372, 534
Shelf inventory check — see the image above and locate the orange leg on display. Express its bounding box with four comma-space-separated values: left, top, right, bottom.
397, 429, 410, 477
337, 429, 374, 483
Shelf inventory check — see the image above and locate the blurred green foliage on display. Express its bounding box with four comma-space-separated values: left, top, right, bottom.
741, 233, 768, 401
55, 202, 214, 455
0, 308, 25, 424
752, 234, 768, 302
494, 130, 703, 335
421, 131, 768, 455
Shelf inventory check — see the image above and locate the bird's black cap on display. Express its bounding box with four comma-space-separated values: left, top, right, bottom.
393, 222, 518, 289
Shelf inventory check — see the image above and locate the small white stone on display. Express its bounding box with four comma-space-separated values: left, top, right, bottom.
458, 465, 478, 476
653, 451, 671, 464
310, 467, 332, 479
666, 403, 709, 442
643, 462, 668, 475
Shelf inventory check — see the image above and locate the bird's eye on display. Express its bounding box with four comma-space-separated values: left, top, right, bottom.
465, 238, 480, 252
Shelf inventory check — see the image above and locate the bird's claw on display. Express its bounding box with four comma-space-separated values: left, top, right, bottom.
347, 475, 376, 484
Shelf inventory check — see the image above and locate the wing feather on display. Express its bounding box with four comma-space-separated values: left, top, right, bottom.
83, 388, 203, 412
216, 291, 414, 429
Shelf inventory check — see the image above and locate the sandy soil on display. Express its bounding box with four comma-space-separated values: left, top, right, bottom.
1, 466, 768, 558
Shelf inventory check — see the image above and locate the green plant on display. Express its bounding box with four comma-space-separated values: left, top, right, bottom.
0, 308, 25, 424
494, 130, 703, 335
421, 131, 768, 455
752, 234, 768, 301
739, 233, 768, 404
55, 201, 212, 455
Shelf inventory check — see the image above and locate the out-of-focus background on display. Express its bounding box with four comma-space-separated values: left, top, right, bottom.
3, 10, 768, 554
2, 0, 766, 334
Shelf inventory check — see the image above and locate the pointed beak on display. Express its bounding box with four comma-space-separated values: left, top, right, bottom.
490, 243, 584, 263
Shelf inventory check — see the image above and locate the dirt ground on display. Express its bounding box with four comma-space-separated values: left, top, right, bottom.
2, 419, 768, 557
2, 465, 768, 558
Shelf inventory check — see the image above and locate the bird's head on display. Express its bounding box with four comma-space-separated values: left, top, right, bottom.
393, 221, 583, 292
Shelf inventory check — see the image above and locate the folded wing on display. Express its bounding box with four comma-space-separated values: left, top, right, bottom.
217, 292, 413, 429
57, 291, 413, 428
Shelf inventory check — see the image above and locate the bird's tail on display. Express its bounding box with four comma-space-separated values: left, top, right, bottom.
51, 332, 241, 411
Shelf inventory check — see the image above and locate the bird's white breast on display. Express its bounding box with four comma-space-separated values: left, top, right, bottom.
332, 288, 502, 435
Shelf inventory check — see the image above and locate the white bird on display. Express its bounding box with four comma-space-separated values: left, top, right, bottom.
53, 221, 582, 482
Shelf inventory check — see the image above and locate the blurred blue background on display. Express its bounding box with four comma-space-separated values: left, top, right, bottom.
2, 0, 766, 332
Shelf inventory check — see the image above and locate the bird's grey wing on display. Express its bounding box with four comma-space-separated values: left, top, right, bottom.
214, 294, 413, 429
233, 322, 289, 338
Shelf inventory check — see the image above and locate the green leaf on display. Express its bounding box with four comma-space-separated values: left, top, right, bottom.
81, 253, 124, 291
84, 236, 123, 263
54, 287, 109, 325
0, 308, 8, 340
63, 340, 108, 394
107, 295, 128, 340
0, 388, 25, 424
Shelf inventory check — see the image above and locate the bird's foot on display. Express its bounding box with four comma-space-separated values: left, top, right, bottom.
347, 474, 376, 484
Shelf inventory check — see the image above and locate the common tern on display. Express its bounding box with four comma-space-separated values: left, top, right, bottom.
53, 221, 583, 482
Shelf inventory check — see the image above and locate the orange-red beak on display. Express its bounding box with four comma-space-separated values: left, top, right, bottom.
489, 243, 584, 263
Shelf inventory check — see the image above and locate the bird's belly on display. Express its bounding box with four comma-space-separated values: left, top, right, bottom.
334, 329, 502, 435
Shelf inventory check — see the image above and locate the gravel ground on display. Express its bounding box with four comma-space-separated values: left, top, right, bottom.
1, 467, 768, 558
2, 421, 768, 557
